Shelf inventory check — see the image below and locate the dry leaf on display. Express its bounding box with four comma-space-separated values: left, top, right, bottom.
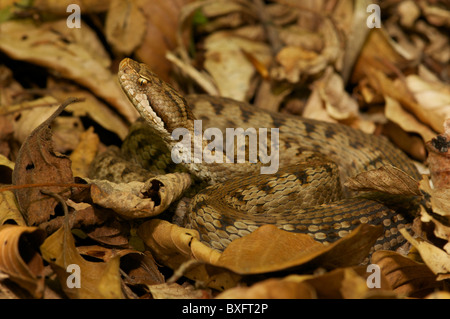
12, 99, 78, 226
290, 266, 395, 299
105, 0, 146, 55
344, 165, 421, 196
366, 67, 443, 134
134, 0, 191, 82
426, 119, 450, 189
0, 20, 138, 122
399, 228, 450, 279
216, 278, 316, 299
203, 32, 271, 101
70, 127, 100, 178
0, 190, 25, 226
40, 222, 124, 299
371, 250, 442, 298
352, 28, 415, 83
33, 0, 110, 14
0, 225, 46, 298
217, 224, 383, 275
88, 172, 191, 219
138, 219, 239, 291
148, 282, 210, 299
384, 95, 437, 143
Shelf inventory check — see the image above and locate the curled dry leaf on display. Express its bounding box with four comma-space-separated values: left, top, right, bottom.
384, 95, 437, 144
418, 176, 450, 252
272, 19, 340, 84
344, 164, 421, 196
0, 191, 26, 226
40, 222, 124, 299
371, 250, 442, 298
366, 66, 443, 134
0, 155, 24, 226
88, 172, 191, 219
138, 219, 239, 291
351, 28, 415, 84
399, 228, 450, 280
0, 225, 46, 298
12, 99, 79, 226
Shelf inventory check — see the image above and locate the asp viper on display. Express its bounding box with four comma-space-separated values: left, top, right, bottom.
94, 58, 422, 253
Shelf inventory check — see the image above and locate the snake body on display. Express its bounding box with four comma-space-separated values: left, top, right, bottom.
117, 58, 421, 252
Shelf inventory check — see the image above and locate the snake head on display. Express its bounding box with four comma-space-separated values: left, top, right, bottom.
118, 58, 195, 138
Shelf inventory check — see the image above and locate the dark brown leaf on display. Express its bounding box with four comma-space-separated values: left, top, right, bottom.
12, 98, 81, 226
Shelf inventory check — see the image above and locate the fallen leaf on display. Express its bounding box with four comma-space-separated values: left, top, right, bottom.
134, 0, 191, 82
138, 219, 239, 291
400, 228, 450, 280
371, 250, 442, 298
0, 19, 138, 122
203, 31, 271, 101
426, 119, 450, 189
217, 224, 383, 275
105, 0, 146, 55
0, 225, 46, 298
0, 190, 26, 226
216, 278, 316, 299
33, 0, 110, 14
70, 127, 100, 178
12, 98, 79, 226
40, 221, 124, 299
385, 95, 437, 143
88, 172, 191, 219
344, 164, 421, 196
148, 282, 211, 299
289, 266, 396, 299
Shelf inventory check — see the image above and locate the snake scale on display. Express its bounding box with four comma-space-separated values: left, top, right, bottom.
100, 58, 422, 253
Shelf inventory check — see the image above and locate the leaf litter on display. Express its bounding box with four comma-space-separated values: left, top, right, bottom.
0, 0, 449, 300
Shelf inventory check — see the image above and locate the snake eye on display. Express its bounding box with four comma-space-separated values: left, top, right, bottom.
138, 77, 148, 86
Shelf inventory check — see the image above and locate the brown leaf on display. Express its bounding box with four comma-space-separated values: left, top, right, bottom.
138, 219, 239, 291
88, 173, 191, 219
217, 224, 383, 274
294, 266, 395, 299
12, 98, 80, 226
371, 250, 442, 298
40, 222, 124, 299
426, 119, 450, 190
0, 225, 46, 298
69, 127, 100, 179
0, 190, 26, 226
0, 20, 138, 123
400, 228, 450, 279
217, 278, 316, 299
134, 0, 191, 82
148, 282, 211, 299
105, 0, 147, 55
344, 165, 421, 196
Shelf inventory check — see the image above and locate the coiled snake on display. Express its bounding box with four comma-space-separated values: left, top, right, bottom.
111, 58, 421, 252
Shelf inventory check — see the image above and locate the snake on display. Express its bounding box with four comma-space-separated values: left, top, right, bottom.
109, 58, 421, 253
